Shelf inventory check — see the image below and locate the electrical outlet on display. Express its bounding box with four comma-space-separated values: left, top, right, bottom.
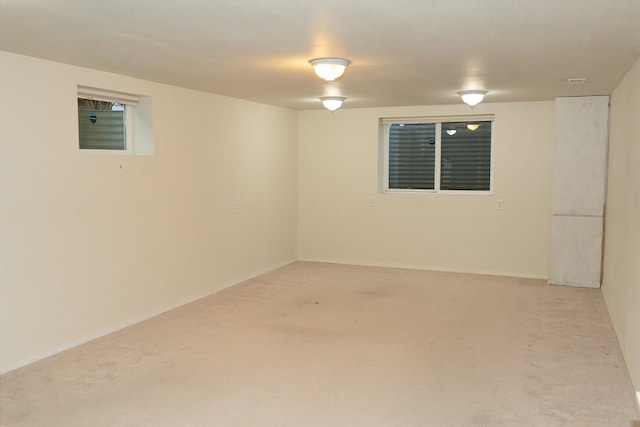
369, 196, 375, 207
496, 199, 504, 210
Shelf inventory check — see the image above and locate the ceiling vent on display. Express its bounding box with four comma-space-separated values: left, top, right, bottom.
567, 78, 587, 85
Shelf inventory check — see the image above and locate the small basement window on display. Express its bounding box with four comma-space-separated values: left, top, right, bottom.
77, 86, 153, 154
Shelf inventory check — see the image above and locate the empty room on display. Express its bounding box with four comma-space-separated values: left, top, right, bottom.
1, 1, 640, 426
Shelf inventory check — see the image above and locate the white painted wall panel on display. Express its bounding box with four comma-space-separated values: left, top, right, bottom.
549, 215, 603, 288
552, 96, 609, 216
549, 96, 609, 288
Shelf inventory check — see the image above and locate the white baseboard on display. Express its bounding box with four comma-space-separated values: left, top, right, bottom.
298, 257, 548, 280
0, 258, 296, 376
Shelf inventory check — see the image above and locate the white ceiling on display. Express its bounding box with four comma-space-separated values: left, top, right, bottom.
1, 0, 639, 110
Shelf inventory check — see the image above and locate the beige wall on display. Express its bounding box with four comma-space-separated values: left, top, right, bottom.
603, 57, 640, 390
297, 102, 554, 278
0, 51, 298, 372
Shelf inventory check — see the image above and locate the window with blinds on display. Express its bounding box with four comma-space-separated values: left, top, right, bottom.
77, 86, 139, 152
382, 116, 493, 193
78, 102, 127, 150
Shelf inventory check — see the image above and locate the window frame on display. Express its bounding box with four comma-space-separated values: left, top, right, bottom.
380, 115, 495, 195
77, 86, 139, 154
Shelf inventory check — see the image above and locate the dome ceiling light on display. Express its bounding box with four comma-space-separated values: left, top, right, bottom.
457, 90, 488, 107
309, 58, 351, 83
319, 96, 346, 112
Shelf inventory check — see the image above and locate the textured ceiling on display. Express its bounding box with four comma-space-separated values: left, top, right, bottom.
1, 0, 639, 110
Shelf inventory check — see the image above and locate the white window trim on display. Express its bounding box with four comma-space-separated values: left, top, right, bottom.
77, 86, 140, 105
381, 115, 495, 195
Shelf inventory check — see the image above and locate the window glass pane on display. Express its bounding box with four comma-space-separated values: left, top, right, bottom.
388, 123, 435, 190
78, 98, 126, 150
440, 121, 491, 191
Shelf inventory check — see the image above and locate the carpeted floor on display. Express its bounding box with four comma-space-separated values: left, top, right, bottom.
1, 262, 638, 426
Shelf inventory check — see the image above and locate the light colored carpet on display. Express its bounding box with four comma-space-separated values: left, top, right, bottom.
1, 262, 638, 426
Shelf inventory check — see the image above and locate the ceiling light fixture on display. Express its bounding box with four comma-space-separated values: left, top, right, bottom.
446, 128, 457, 136
320, 96, 346, 111
309, 57, 351, 82
467, 123, 480, 131
457, 90, 488, 107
